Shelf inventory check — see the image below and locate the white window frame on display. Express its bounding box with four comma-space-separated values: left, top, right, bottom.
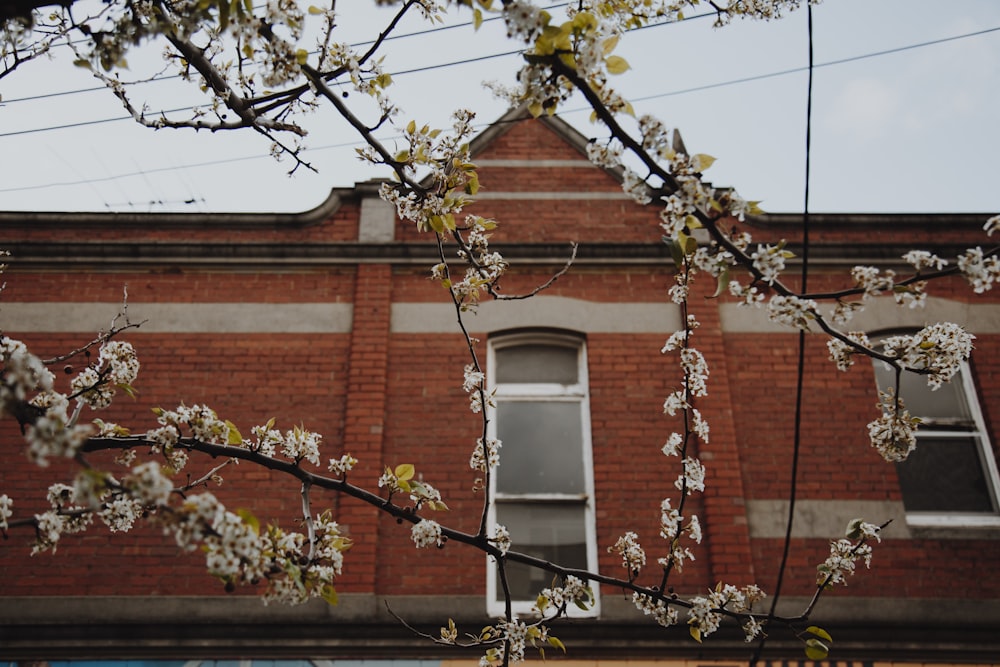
873, 357, 1000, 530
485, 332, 601, 617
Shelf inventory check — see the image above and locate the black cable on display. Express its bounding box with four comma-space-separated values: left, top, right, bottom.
750, 3, 813, 665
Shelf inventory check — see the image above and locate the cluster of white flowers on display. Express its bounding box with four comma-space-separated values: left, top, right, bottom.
661, 431, 683, 457
817, 537, 874, 586
851, 265, 895, 300
675, 456, 706, 494
867, 388, 920, 462
826, 331, 872, 372
767, 294, 817, 330
69, 340, 139, 410
411, 518, 443, 548
0, 494, 12, 531
491, 523, 511, 556
728, 277, 765, 306
280, 425, 322, 466
98, 495, 144, 533
470, 437, 502, 472
691, 408, 710, 443
609, 531, 646, 574
689, 583, 767, 640
662, 389, 689, 416
327, 454, 357, 476
632, 592, 680, 627
622, 168, 652, 204
881, 323, 975, 389
149, 404, 229, 454
534, 575, 592, 615
680, 348, 709, 397
122, 461, 174, 506
957, 246, 1000, 294
750, 244, 789, 285
688, 595, 723, 637
585, 139, 623, 168
494, 618, 529, 663
903, 250, 948, 272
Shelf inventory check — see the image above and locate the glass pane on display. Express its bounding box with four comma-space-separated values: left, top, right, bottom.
495, 400, 585, 494
495, 503, 588, 600
872, 360, 971, 422
897, 436, 995, 512
495, 344, 578, 384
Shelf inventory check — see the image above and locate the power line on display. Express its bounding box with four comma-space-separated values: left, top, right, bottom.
1, 2, 579, 105
1, 20, 997, 192
3, 20, 994, 139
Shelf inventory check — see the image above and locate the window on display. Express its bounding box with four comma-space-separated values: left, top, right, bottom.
486, 333, 599, 615
872, 355, 1000, 527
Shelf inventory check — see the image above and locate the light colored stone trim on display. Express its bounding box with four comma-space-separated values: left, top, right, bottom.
358, 196, 396, 243
391, 296, 680, 334
720, 297, 1000, 334
3, 303, 354, 334
745, 499, 911, 539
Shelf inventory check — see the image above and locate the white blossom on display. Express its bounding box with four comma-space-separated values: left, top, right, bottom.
470, 437, 501, 472
609, 531, 646, 574
662, 432, 683, 457
0, 494, 12, 531
491, 523, 511, 556
675, 456, 706, 494
411, 518, 442, 548
826, 332, 871, 372
327, 454, 357, 476
867, 388, 920, 462
902, 250, 947, 271
984, 214, 1000, 236
632, 592, 679, 627
767, 295, 817, 330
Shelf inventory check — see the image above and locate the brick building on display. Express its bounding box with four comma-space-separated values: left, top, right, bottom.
1, 107, 999, 664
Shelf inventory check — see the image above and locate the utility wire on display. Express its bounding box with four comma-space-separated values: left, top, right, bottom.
751, 5, 814, 665
2, 21, 994, 140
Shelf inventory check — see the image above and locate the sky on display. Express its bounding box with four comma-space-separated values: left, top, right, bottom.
0, 0, 998, 215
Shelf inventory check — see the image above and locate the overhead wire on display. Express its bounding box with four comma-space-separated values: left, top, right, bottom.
0, 14, 996, 193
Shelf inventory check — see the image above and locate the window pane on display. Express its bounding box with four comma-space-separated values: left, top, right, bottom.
495, 503, 588, 600
872, 360, 971, 423
495, 344, 578, 384
495, 400, 585, 495
897, 436, 996, 512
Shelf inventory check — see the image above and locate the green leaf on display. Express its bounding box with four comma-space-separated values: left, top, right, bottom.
806, 625, 833, 642
547, 636, 566, 653
295, 49, 309, 65
225, 420, 243, 445
320, 583, 338, 605
692, 153, 716, 171
472, 8, 483, 30
394, 463, 415, 481
236, 508, 260, 535
307, 5, 323, 13
605, 55, 630, 74
117, 383, 137, 398
804, 638, 829, 660
689, 625, 702, 643
710, 267, 731, 299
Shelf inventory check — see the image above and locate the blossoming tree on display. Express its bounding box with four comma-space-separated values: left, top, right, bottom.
2, 1, 999, 665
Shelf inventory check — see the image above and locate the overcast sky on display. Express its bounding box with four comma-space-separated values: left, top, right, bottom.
1, 0, 998, 215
